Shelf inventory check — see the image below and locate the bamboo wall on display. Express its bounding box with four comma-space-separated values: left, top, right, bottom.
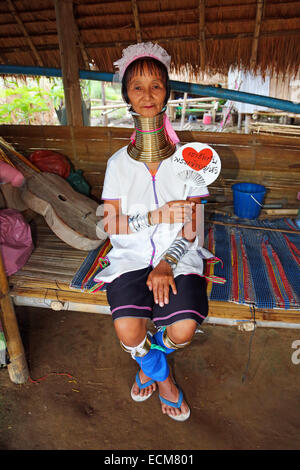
1, 125, 299, 204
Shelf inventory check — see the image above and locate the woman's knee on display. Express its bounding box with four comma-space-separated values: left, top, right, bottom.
166, 319, 197, 345
114, 317, 148, 347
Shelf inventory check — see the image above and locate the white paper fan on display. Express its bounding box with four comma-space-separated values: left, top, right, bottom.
172, 142, 221, 187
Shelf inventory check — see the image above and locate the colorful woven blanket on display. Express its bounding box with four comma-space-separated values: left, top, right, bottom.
70, 238, 111, 293
70, 216, 300, 310
205, 215, 300, 309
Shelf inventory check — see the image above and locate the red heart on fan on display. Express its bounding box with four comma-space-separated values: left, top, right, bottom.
182, 147, 213, 171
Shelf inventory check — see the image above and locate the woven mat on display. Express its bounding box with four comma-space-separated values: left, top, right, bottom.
205, 215, 300, 309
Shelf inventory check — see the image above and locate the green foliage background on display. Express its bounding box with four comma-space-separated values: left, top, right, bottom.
0, 77, 124, 125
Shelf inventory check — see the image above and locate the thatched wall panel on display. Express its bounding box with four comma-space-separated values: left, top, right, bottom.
266, 2, 300, 18
77, 13, 133, 30
137, 0, 197, 13
76, 1, 133, 17
8, 0, 54, 12
12, 21, 58, 36
258, 35, 300, 76
262, 17, 300, 32
0, 12, 13, 25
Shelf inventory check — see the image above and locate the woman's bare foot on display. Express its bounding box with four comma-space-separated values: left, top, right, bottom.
131, 369, 157, 400
157, 375, 190, 419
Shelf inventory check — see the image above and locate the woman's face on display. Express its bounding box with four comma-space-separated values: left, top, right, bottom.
127, 64, 167, 118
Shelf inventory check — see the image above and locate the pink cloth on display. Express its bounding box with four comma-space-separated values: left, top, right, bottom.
0, 209, 33, 276
130, 114, 180, 145
0, 161, 24, 187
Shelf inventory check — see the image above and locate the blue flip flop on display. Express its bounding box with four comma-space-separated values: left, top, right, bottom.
159, 388, 191, 421
131, 371, 156, 402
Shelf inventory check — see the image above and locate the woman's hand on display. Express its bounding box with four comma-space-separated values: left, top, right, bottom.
146, 261, 177, 307
150, 200, 195, 225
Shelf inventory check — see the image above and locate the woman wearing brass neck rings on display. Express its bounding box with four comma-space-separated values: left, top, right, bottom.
95, 43, 209, 421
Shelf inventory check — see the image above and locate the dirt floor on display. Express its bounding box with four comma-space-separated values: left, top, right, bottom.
1, 306, 300, 451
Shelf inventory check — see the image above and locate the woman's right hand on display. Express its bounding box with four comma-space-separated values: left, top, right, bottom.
150, 200, 195, 225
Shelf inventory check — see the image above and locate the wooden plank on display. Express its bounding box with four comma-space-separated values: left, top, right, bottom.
208, 301, 300, 324
9, 285, 300, 324
1, 126, 299, 148
10, 286, 109, 306
54, 0, 83, 126
0, 125, 72, 139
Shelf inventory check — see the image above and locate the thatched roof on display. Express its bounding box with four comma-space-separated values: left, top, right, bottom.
0, 0, 299, 79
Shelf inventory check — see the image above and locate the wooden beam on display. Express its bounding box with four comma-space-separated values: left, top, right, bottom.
6, 0, 44, 67
250, 0, 265, 69
131, 0, 142, 43
199, 0, 206, 70
73, 19, 91, 70
54, 0, 83, 126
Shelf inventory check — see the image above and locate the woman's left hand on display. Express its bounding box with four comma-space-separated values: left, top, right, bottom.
146, 261, 177, 307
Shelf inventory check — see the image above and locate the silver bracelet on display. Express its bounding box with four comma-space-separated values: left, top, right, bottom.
128, 212, 153, 233
162, 237, 191, 268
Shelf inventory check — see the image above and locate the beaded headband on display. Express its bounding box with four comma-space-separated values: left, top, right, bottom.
114, 42, 171, 80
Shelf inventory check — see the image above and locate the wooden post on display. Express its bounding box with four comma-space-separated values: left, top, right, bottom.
211, 100, 216, 123
168, 91, 176, 121
54, 0, 83, 127
101, 82, 108, 127
245, 113, 251, 134
0, 250, 29, 384
180, 92, 188, 130
237, 112, 242, 130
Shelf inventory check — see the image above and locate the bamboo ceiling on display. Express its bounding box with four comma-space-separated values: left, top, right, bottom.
0, 0, 300, 78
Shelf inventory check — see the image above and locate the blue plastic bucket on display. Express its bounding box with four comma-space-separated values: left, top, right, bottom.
232, 183, 266, 219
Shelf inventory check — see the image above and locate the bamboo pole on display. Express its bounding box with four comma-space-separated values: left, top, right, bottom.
0, 249, 29, 384
207, 219, 300, 234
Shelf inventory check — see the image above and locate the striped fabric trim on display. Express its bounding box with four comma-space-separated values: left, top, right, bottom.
204, 228, 226, 289
111, 305, 152, 315
82, 238, 111, 291
205, 227, 215, 297
284, 234, 300, 266
230, 230, 253, 304
153, 309, 206, 324
262, 238, 295, 309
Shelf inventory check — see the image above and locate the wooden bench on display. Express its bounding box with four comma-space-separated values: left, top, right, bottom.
1, 125, 300, 384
